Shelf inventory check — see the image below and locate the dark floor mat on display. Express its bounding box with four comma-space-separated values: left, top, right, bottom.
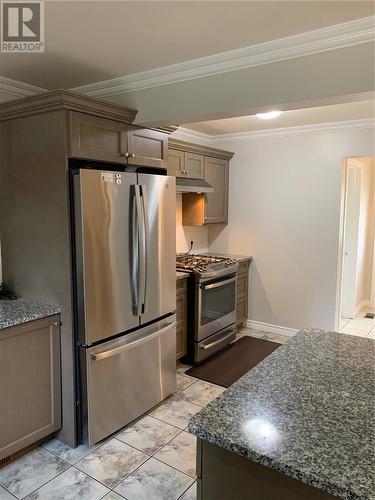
186, 336, 280, 388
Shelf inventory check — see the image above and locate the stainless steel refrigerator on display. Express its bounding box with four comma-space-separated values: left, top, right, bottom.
72, 167, 176, 445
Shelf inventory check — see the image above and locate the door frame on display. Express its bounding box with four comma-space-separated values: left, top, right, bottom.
371, 200, 375, 308
335, 158, 363, 330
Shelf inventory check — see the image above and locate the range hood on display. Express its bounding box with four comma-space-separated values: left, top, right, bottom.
176, 177, 214, 193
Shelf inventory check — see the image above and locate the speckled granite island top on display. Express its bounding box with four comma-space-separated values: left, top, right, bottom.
0, 298, 61, 330
188, 329, 375, 500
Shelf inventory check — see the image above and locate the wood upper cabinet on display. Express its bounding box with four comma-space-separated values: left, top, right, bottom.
204, 156, 229, 224
168, 149, 185, 177
0, 315, 61, 460
185, 153, 204, 179
127, 127, 168, 169
167, 149, 204, 179
70, 112, 126, 164
69, 112, 168, 168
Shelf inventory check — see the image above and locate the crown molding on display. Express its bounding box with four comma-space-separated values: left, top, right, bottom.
0, 89, 137, 123
169, 137, 234, 160
170, 126, 211, 144
73, 16, 375, 98
0, 77, 46, 103
209, 118, 375, 143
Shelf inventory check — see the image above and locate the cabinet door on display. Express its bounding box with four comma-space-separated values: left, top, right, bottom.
236, 272, 249, 299
204, 157, 229, 224
127, 128, 168, 169
69, 112, 126, 164
0, 315, 61, 460
236, 295, 248, 330
176, 281, 187, 360
185, 153, 204, 179
168, 149, 185, 177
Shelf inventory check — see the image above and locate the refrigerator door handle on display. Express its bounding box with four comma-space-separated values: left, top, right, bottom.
131, 185, 143, 316
90, 321, 176, 361
140, 185, 150, 314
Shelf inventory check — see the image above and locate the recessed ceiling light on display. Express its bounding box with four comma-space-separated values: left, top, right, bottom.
256, 111, 282, 120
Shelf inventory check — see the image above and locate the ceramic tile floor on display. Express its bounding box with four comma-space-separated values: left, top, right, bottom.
0, 328, 288, 500
339, 308, 375, 339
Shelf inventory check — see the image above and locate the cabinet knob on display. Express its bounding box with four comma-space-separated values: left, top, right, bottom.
130, 153, 136, 158
121, 152, 129, 158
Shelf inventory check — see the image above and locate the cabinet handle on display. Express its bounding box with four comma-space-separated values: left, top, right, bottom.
130, 153, 136, 158
186, 170, 189, 175
121, 152, 129, 158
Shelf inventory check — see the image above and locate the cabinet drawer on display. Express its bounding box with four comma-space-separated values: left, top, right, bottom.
236, 272, 248, 299
69, 112, 125, 164
236, 296, 248, 328
176, 278, 187, 294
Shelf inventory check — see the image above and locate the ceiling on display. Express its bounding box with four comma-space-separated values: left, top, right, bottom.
0, 1, 373, 89
181, 100, 375, 135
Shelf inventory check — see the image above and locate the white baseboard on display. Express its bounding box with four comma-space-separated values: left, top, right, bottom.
246, 320, 298, 337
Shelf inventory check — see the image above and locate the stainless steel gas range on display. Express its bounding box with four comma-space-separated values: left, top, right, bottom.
176, 254, 239, 363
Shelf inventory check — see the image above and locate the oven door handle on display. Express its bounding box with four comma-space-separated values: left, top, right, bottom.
200, 330, 236, 350
203, 276, 236, 290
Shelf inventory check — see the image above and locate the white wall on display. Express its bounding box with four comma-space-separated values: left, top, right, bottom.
176, 194, 208, 254
355, 157, 374, 308
208, 128, 375, 331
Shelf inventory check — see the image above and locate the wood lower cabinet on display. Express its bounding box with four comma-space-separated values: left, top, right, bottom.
0, 315, 61, 461
69, 112, 168, 168
176, 278, 188, 360
236, 260, 251, 330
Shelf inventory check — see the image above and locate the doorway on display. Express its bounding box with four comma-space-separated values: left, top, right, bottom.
337, 157, 375, 337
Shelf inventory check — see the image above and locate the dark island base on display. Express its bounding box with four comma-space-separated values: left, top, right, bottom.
197, 439, 339, 500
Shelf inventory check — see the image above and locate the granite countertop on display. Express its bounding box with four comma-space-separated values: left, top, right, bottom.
188, 329, 375, 500
0, 298, 61, 330
199, 252, 253, 263
176, 271, 190, 280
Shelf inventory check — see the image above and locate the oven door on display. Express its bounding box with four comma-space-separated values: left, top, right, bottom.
197, 275, 237, 341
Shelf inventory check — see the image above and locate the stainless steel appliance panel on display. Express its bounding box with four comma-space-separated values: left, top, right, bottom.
196, 275, 237, 341
74, 169, 139, 345
195, 325, 236, 363
137, 174, 176, 324
82, 318, 177, 445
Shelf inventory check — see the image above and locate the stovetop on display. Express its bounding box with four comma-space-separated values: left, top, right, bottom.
176, 253, 238, 280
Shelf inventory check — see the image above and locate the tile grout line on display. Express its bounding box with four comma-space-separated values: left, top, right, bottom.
177, 480, 197, 500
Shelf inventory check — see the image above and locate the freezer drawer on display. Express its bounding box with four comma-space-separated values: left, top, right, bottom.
81, 317, 176, 445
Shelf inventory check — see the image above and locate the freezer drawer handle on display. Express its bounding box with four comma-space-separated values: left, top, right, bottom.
203, 276, 236, 290
200, 330, 235, 350
90, 321, 176, 362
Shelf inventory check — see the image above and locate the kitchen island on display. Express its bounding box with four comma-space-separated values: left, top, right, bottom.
188, 329, 375, 500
